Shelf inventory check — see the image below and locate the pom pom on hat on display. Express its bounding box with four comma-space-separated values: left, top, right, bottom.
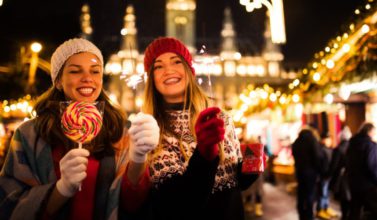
50, 38, 103, 85
144, 37, 195, 75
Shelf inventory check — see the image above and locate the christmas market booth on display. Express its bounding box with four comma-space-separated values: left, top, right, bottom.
0, 95, 35, 169
231, 0, 377, 192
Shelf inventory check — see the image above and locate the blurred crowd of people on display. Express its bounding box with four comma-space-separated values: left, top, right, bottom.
292, 122, 377, 220
239, 121, 377, 220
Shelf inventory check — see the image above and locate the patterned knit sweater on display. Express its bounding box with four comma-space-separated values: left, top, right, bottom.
143, 109, 258, 220
149, 109, 242, 192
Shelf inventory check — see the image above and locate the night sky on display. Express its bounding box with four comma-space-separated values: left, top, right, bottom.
0, 0, 364, 70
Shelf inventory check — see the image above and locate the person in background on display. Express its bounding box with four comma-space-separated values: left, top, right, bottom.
328, 125, 352, 220
0, 38, 159, 220
346, 122, 377, 220
316, 132, 338, 219
140, 37, 260, 220
292, 126, 324, 220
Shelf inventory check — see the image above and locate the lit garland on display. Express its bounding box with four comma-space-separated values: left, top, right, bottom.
291, 0, 377, 101
231, 84, 302, 125
232, 0, 377, 121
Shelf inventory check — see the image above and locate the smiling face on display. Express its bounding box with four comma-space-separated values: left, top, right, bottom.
56, 52, 103, 102
152, 52, 188, 103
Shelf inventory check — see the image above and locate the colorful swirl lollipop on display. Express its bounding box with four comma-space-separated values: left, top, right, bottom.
61, 101, 103, 144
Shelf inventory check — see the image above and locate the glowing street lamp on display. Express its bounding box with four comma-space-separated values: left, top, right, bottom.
28, 42, 42, 87
240, 0, 286, 44
31, 42, 42, 53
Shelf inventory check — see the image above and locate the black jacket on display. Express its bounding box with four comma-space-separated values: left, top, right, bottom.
346, 134, 377, 193
139, 150, 258, 220
292, 130, 325, 175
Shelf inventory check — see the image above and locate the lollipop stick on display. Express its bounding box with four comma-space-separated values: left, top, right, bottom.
78, 141, 82, 191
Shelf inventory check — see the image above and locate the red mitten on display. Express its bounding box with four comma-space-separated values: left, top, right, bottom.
195, 107, 225, 161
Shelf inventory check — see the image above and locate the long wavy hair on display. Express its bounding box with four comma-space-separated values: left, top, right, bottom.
34, 65, 126, 158
142, 55, 224, 161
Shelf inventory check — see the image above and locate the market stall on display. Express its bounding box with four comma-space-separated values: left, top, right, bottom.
0, 96, 35, 168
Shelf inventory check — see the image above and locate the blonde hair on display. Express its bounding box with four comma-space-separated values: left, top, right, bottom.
142, 55, 224, 161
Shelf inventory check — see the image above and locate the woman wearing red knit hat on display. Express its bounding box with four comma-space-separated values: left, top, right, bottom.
139, 37, 260, 220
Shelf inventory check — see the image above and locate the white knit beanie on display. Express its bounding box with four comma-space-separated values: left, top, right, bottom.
50, 38, 103, 85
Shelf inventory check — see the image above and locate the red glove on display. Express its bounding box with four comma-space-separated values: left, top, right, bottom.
195, 107, 225, 161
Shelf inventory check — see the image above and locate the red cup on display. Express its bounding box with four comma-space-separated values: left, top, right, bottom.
241, 143, 265, 174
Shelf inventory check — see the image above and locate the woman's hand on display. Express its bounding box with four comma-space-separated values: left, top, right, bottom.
195, 107, 225, 161
128, 113, 160, 163
56, 148, 89, 197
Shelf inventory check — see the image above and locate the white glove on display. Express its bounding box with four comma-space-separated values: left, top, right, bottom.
128, 112, 160, 163
56, 148, 89, 197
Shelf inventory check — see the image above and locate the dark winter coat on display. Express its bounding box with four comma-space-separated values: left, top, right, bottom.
292, 129, 325, 175
346, 133, 377, 194
329, 140, 351, 201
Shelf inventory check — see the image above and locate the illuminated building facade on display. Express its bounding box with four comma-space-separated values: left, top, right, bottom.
80, 0, 296, 112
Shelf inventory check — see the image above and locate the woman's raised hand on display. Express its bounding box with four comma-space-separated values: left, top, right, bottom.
128, 113, 160, 163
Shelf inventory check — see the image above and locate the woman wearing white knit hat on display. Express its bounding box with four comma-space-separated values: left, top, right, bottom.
0, 38, 159, 219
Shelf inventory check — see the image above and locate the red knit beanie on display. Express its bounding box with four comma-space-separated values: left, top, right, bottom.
144, 37, 195, 75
